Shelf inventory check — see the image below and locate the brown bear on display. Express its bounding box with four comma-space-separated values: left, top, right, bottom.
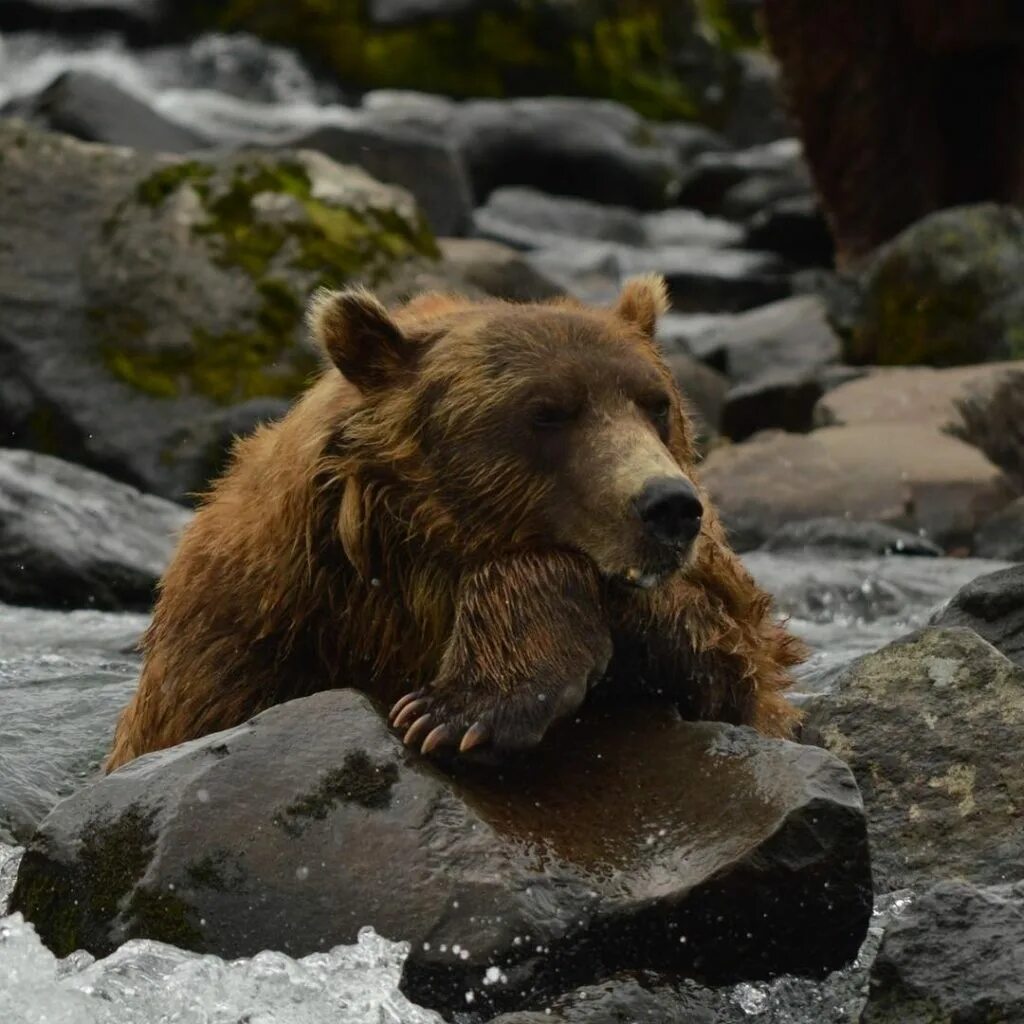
105, 276, 805, 772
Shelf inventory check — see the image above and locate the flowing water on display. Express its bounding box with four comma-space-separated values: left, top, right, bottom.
0, 551, 1007, 1022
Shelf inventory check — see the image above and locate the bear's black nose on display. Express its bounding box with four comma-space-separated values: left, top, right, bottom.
636, 477, 703, 546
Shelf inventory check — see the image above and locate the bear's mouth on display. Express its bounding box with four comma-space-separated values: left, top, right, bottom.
615, 562, 681, 590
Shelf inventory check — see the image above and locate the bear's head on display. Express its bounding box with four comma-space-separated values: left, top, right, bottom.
308, 275, 704, 589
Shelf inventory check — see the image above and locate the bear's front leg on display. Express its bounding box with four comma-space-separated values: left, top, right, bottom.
389, 550, 612, 756
609, 537, 807, 739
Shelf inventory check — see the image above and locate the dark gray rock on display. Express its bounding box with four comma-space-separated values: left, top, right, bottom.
677, 139, 810, 218
846, 204, 1024, 366
473, 187, 647, 249
617, 245, 791, 313
0, 448, 190, 611
274, 121, 474, 237
952, 363, 1024, 490
453, 98, 680, 209
0, 121, 434, 502
662, 352, 728, 451
804, 627, 1024, 892
931, 565, 1024, 668
0, 0, 165, 38
652, 120, 730, 164
437, 238, 563, 302
721, 369, 822, 441
15, 70, 207, 153
12, 691, 872, 1018
722, 50, 792, 148
745, 195, 833, 268
687, 295, 841, 383
762, 519, 942, 558
0, 602, 146, 844
641, 208, 744, 249
862, 881, 1024, 1024
524, 243, 621, 304
975, 498, 1024, 562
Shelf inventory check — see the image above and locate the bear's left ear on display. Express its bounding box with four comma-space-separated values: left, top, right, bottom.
614, 274, 670, 337
308, 287, 417, 392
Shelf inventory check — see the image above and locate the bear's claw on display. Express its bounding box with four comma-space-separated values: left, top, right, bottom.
392, 697, 429, 728
459, 721, 489, 752
389, 690, 426, 723
403, 713, 434, 747
421, 723, 452, 754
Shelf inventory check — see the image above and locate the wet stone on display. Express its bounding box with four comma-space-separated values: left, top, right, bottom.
804, 626, 1024, 892
12, 690, 872, 1018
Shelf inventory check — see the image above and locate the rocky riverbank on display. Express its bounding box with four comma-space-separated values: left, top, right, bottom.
1, 6, 1023, 1022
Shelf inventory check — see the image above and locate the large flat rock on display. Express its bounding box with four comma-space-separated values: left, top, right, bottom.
700, 424, 1012, 551
805, 627, 1024, 892
12, 690, 872, 1017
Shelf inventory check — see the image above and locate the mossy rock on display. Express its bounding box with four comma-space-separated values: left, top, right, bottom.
176, 0, 721, 122
0, 121, 437, 503
88, 150, 437, 407
845, 204, 1024, 366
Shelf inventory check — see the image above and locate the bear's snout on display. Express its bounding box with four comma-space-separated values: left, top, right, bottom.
635, 476, 703, 548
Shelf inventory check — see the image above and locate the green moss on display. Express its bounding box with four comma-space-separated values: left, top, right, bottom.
10, 807, 158, 957
273, 751, 399, 838
102, 157, 435, 404
695, 0, 763, 52
136, 161, 213, 207
126, 886, 204, 949
181, 0, 705, 121
186, 850, 248, 893
848, 207, 1024, 366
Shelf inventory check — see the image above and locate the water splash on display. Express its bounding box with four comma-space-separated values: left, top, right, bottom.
0, 912, 444, 1024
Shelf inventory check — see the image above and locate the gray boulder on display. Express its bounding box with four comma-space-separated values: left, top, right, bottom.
687, 295, 841, 383
862, 881, 1024, 1024
931, 565, 1024, 668
0, 121, 436, 502
616, 245, 791, 313
975, 498, 1024, 561
745, 195, 833, 267
15, 70, 207, 153
804, 627, 1024, 892
721, 369, 823, 441
677, 139, 810, 217
12, 690, 872, 1018
436, 238, 563, 302
0, 448, 190, 610
453, 98, 681, 209
473, 187, 647, 249
846, 204, 1024, 366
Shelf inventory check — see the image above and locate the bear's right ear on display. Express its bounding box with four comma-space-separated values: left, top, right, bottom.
308, 287, 417, 392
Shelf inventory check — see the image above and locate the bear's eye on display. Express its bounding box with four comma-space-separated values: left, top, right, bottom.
529, 400, 580, 431
641, 395, 672, 438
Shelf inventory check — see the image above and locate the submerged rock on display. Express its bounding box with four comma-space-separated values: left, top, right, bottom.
0, 449, 190, 611
862, 881, 1024, 1024
805, 627, 1024, 892
12, 690, 872, 1018
0, 120, 436, 502
931, 565, 1024, 668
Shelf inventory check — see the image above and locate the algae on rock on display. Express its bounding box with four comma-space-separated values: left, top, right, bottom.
92, 152, 437, 406
178, 0, 713, 121
843, 204, 1024, 367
